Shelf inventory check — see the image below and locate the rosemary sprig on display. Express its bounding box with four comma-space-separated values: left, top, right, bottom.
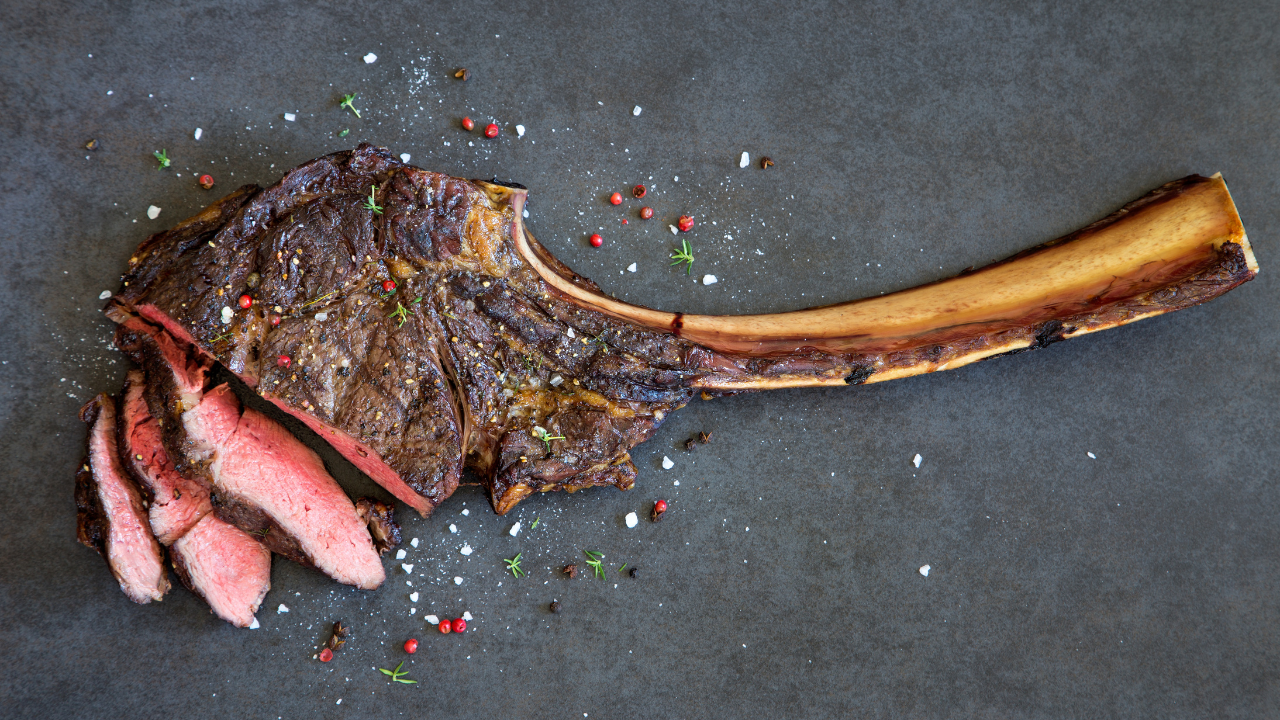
153, 149, 171, 170
504, 552, 525, 578
340, 93, 361, 118
363, 185, 383, 214
669, 239, 695, 274
378, 661, 417, 684
388, 302, 410, 327
533, 427, 565, 453
583, 550, 606, 580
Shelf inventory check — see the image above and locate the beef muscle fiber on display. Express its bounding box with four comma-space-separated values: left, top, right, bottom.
170, 513, 271, 628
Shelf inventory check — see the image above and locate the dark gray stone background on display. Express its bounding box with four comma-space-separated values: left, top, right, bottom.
1, 1, 1276, 718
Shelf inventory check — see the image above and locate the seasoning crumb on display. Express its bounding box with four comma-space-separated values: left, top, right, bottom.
516, 124, 525, 137
625, 512, 638, 528
550, 600, 562, 614
411, 537, 420, 547
508, 521, 522, 537
85, 139, 99, 151
461, 509, 470, 516
1087, 451, 1097, 459
912, 453, 922, 468
426, 614, 439, 625
277, 604, 289, 614
98, 290, 112, 300
697, 431, 712, 444
363, 52, 377, 64
248, 618, 259, 629
460, 544, 473, 556
396, 549, 407, 560
194, 128, 202, 141
627, 263, 637, 273
629, 567, 639, 578
669, 224, 678, 235
401, 563, 414, 574
147, 205, 161, 220
760, 156, 774, 169
702, 274, 718, 285
463, 611, 473, 621
409, 592, 419, 602
283, 112, 296, 122
449, 524, 458, 534
563, 563, 579, 579
684, 438, 696, 451
454, 68, 470, 81
453, 576, 463, 585
314, 312, 328, 321
400, 153, 411, 163
739, 152, 750, 168
632, 105, 642, 116
919, 564, 931, 577
662, 455, 674, 469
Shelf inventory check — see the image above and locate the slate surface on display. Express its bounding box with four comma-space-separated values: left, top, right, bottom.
1, 2, 1277, 718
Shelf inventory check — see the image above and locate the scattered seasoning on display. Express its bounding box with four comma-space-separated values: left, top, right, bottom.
277, 355, 291, 368
639, 206, 654, 219
652, 499, 668, 522
589, 233, 603, 248
621, 219, 629, 225
609, 192, 623, 205
382, 280, 397, 292
85, 139, 99, 151
760, 156, 774, 169
362, 185, 383, 214
683, 438, 696, 451
550, 600, 562, 614
461, 116, 475, 131
403, 638, 419, 654
439, 620, 452, 634
669, 239, 695, 274
451, 618, 467, 633
563, 563, 579, 579
153, 149, 171, 170
484, 123, 499, 138
632, 184, 646, 199
533, 427, 565, 452
198, 174, 215, 189
387, 302, 411, 327
318, 648, 334, 663
698, 431, 712, 444
328, 621, 349, 650
677, 215, 695, 232
270, 314, 281, 326
238, 294, 253, 309
629, 567, 639, 579
583, 550, 606, 580
379, 661, 418, 684
454, 68, 470, 81
340, 93, 361, 118
505, 552, 526, 578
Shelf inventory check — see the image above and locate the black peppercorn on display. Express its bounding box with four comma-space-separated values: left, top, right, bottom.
628, 567, 639, 579
550, 600, 562, 614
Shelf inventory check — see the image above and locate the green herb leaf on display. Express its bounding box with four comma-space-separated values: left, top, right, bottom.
378, 661, 416, 685
583, 550, 606, 580
387, 302, 410, 327
618, 563, 627, 573
153, 149, 171, 170
504, 552, 526, 578
533, 427, 566, 454
362, 185, 383, 215
340, 93, 361, 119
669, 239, 695, 274
338, 128, 350, 137
531, 517, 540, 529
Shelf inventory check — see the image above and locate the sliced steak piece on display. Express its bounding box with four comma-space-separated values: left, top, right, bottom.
76, 394, 170, 604
182, 384, 385, 589
355, 497, 401, 555
118, 370, 212, 544
170, 513, 271, 628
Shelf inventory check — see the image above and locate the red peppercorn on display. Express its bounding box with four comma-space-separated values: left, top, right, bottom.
439, 620, 451, 634
277, 354, 291, 368
451, 618, 467, 633
484, 123, 499, 138
461, 116, 475, 131
632, 184, 646, 199
639, 207, 654, 219
609, 192, 623, 205
404, 638, 419, 654
238, 294, 253, 309
677, 216, 694, 232
622, 219, 629, 225
382, 280, 397, 292
318, 647, 333, 662
198, 174, 215, 190
652, 499, 668, 522
270, 315, 281, 326
589, 234, 603, 247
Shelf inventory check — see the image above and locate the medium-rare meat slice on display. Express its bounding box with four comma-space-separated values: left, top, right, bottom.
170, 513, 271, 627
107, 144, 1259, 518
118, 370, 212, 544
76, 394, 170, 604
182, 383, 385, 589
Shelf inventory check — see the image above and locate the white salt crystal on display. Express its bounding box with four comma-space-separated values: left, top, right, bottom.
508, 522, 522, 537
919, 564, 931, 577
669, 225, 678, 235
460, 543, 473, 556
401, 563, 414, 574
912, 453, 923, 468
674, 480, 680, 486
277, 604, 289, 613
739, 152, 750, 168
193, 128, 202, 140
395, 549, 407, 560
662, 456, 674, 470
410, 608, 416, 615
400, 153, 411, 163
549, 374, 563, 387
147, 205, 161, 219
363, 52, 377, 64
702, 274, 718, 285
248, 618, 259, 629
283, 113, 296, 122
463, 611, 473, 621
523, 208, 529, 218
627, 263, 637, 272
411, 537, 419, 547
449, 524, 458, 534
567, 328, 575, 338
453, 576, 463, 585
409, 592, 419, 602
1087, 451, 1096, 459
314, 312, 328, 321
426, 615, 439, 625
98, 290, 112, 300
461, 509, 470, 516
632, 105, 642, 116
625, 512, 638, 528
516, 124, 525, 137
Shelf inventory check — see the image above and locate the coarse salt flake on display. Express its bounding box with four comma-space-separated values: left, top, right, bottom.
919, 564, 931, 577
193, 128, 202, 140
662, 456, 674, 470
913, 453, 923, 468
461, 509, 470, 516
395, 549, 407, 560
509, 522, 522, 537
411, 537, 419, 547
463, 611, 473, 621
363, 53, 377, 63
248, 618, 259, 629
627, 263, 637, 273
98, 290, 112, 300
314, 312, 328, 321
283, 113, 296, 122
632, 106, 642, 116
669, 225, 678, 235
516, 124, 525, 137
147, 206, 161, 220
409, 592, 419, 602
460, 543, 473, 556
449, 524, 458, 534
1087, 451, 1096, 459
400, 153, 411, 163
739, 152, 750, 168
625, 512, 638, 528
277, 604, 289, 613
426, 615, 439, 625
401, 563, 414, 574
702, 274, 718, 285
567, 328, 575, 338
453, 576, 463, 585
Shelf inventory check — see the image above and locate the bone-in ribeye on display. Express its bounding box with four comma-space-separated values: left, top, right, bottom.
102, 145, 1258, 520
